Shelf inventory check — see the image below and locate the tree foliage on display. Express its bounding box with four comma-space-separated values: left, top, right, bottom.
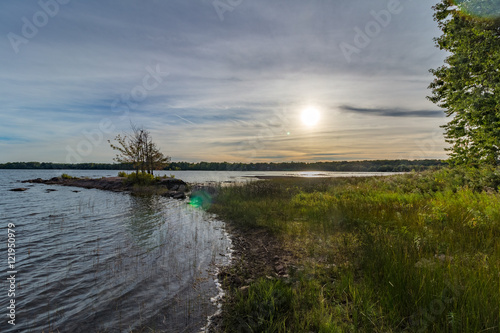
108, 125, 170, 175
429, 0, 500, 164
428, 0, 500, 165
454, 0, 500, 19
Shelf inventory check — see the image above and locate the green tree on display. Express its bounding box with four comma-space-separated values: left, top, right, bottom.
454, 0, 500, 19
428, 0, 500, 165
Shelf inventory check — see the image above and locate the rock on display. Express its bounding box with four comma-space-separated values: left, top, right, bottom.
157, 178, 188, 190
161, 191, 186, 200
435, 254, 453, 262
415, 258, 436, 269
172, 192, 186, 199
45, 189, 57, 192
484, 186, 496, 194
9, 188, 28, 192
21, 176, 188, 199
22, 178, 42, 183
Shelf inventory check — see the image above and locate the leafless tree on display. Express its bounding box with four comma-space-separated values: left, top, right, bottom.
108, 125, 170, 175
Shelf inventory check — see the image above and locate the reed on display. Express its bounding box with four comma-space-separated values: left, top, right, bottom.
210, 168, 500, 332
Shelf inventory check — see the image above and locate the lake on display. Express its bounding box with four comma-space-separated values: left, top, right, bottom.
0, 170, 397, 332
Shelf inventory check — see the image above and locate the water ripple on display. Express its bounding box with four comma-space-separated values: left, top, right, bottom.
0, 170, 231, 333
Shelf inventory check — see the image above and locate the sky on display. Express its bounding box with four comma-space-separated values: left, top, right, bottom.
0, 0, 450, 163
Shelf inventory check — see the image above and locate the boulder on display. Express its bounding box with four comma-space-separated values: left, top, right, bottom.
157, 178, 188, 190
162, 191, 186, 200
9, 188, 28, 192
172, 192, 186, 199
22, 178, 43, 183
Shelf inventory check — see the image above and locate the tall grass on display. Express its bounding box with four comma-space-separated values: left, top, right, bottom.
210, 168, 500, 332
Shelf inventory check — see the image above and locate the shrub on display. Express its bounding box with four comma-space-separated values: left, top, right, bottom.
117, 171, 128, 177
61, 173, 75, 179
124, 172, 156, 185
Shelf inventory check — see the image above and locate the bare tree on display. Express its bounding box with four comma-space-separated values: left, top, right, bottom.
108, 125, 170, 175
142, 129, 170, 174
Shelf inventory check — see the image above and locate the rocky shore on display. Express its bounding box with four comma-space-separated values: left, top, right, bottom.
207, 224, 296, 332
21, 176, 188, 199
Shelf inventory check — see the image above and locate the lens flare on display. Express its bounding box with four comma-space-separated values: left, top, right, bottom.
189, 190, 213, 209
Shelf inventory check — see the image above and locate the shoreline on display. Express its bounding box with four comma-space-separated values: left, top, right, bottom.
207, 222, 297, 332
21, 176, 188, 199
204, 172, 500, 331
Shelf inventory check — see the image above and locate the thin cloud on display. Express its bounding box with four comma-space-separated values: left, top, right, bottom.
0, 0, 447, 163
339, 105, 444, 118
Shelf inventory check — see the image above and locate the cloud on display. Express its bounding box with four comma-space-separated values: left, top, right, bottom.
339, 105, 445, 118
0, 0, 448, 163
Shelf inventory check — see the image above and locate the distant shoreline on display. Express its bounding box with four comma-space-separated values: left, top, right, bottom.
0, 160, 445, 173
244, 172, 405, 180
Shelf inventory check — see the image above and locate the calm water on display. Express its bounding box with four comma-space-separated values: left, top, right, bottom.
0, 170, 233, 333
0, 169, 397, 332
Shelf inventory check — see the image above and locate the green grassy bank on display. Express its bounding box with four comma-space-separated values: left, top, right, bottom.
209, 168, 500, 332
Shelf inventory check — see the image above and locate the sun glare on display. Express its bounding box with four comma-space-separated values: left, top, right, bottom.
301, 107, 320, 127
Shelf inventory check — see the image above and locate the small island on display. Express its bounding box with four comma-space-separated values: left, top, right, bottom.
22, 173, 189, 199
20, 126, 189, 199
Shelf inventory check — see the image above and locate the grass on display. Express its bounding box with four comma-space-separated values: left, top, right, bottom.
209, 167, 500, 332
121, 172, 170, 185
118, 172, 176, 196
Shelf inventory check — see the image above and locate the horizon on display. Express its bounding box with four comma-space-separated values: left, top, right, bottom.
0, 158, 444, 164
1, 0, 449, 163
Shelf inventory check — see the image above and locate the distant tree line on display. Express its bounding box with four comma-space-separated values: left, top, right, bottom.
0, 160, 445, 172
168, 160, 444, 172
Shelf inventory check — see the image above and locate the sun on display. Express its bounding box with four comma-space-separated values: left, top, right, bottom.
301, 107, 320, 127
